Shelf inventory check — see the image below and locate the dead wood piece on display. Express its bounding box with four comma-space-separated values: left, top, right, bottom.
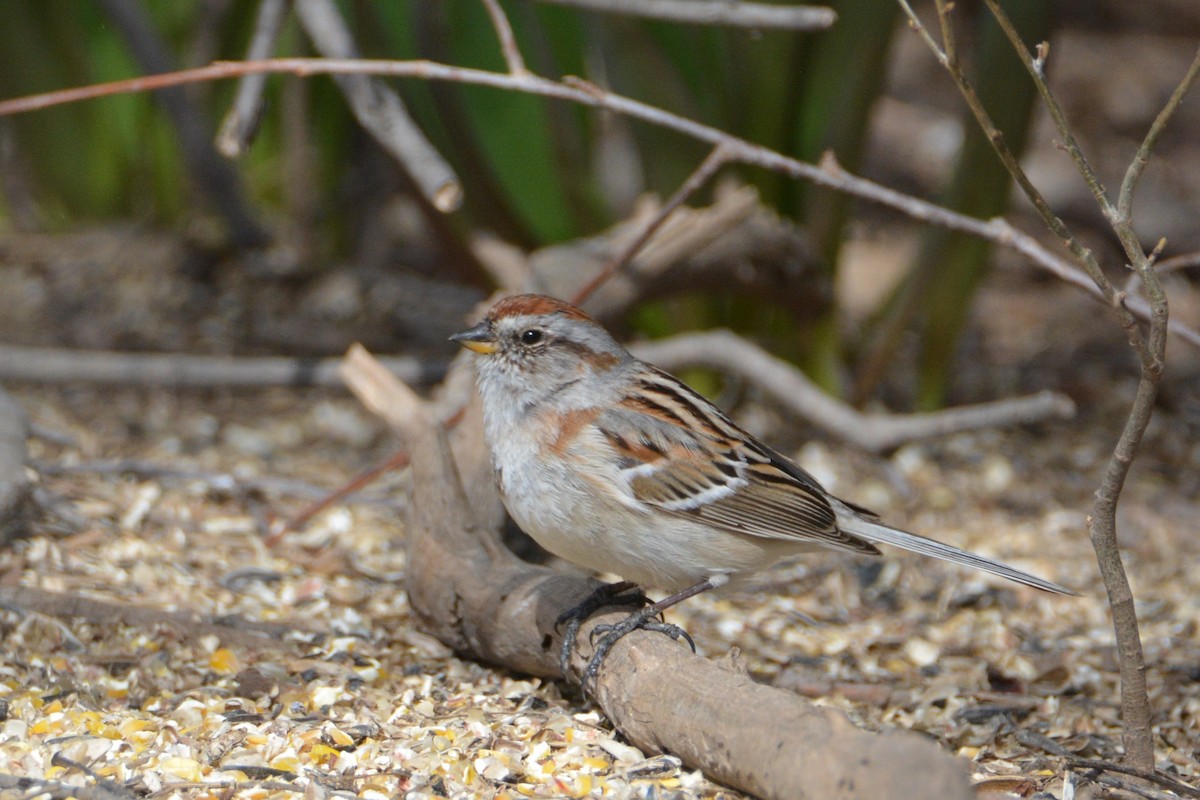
339, 344, 974, 800
631, 330, 1076, 452
0, 386, 32, 546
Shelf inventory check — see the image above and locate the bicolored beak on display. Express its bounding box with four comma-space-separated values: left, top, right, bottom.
450, 322, 498, 355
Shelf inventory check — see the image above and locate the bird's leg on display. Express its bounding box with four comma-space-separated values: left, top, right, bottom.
581, 574, 726, 692
555, 580, 649, 678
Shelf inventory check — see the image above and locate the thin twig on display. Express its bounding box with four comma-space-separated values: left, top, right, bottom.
980, 0, 1114, 219
904, 0, 1195, 775
0, 57, 1197, 350
34, 458, 401, 508
630, 330, 1075, 453
480, 0, 528, 76
1117, 46, 1200, 221
1155, 249, 1200, 275
216, 0, 290, 157
293, 0, 464, 212
1066, 758, 1200, 799
275, 448, 411, 537
536, 0, 837, 31
1093, 773, 1189, 800
571, 143, 730, 305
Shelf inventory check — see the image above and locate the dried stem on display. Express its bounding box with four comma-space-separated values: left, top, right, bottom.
480, 0, 528, 76
1154, 249, 1200, 275
901, 0, 1200, 775
571, 144, 730, 305
631, 330, 1075, 453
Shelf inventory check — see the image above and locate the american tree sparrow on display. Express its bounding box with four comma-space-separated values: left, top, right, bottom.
452, 294, 1073, 684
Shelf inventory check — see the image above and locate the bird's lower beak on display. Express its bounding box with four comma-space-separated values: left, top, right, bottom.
450, 322, 498, 355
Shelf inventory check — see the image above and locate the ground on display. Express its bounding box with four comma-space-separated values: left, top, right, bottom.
1, 304, 1197, 799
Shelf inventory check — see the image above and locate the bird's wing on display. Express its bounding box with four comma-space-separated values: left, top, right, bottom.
594, 367, 881, 556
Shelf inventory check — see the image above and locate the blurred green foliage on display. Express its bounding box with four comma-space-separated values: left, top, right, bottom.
0, 0, 1046, 409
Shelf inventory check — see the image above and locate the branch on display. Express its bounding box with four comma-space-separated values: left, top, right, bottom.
900, 0, 1198, 776
571, 144, 730, 305
536, 0, 837, 30
338, 344, 974, 800
0, 345, 444, 388
631, 330, 1075, 453
1116, 46, 1200, 220
480, 0, 529, 76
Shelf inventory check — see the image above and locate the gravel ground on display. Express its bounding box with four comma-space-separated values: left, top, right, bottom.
0, 377, 1196, 800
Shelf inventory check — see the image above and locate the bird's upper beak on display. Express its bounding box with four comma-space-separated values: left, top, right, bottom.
449, 322, 498, 355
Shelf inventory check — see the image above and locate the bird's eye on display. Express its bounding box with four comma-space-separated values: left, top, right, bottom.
520, 329, 544, 345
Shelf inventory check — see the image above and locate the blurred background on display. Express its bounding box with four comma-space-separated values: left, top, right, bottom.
1, 0, 1198, 412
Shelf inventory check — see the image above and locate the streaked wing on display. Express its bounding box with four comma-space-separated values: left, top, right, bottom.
596, 366, 881, 556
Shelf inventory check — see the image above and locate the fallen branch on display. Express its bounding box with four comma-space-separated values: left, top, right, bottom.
631, 330, 1075, 452
339, 343, 974, 800
0, 345, 445, 388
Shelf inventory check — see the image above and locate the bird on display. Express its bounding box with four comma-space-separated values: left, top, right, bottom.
451, 293, 1073, 686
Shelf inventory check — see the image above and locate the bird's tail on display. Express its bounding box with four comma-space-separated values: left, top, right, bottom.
836, 508, 1076, 595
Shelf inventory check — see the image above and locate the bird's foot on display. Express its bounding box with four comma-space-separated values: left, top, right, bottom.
555, 581, 649, 679
581, 605, 695, 691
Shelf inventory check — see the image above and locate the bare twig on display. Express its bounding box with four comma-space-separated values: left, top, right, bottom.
1118, 47, 1200, 221
1093, 773, 1187, 800
480, 0, 528, 76
49, 755, 139, 800
33, 458, 401, 508
1066, 758, 1200, 799
276, 448, 411, 536
0, 57, 1197, 349
293, 0, 463, 212
0, 344, 445, 388
1154, 249, 1200, 275
536, 0, 837, 31
631, 330, 1075, 453
901, 0, 1200, 775
216, 0, 290, 157
571, 144, 730, 305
